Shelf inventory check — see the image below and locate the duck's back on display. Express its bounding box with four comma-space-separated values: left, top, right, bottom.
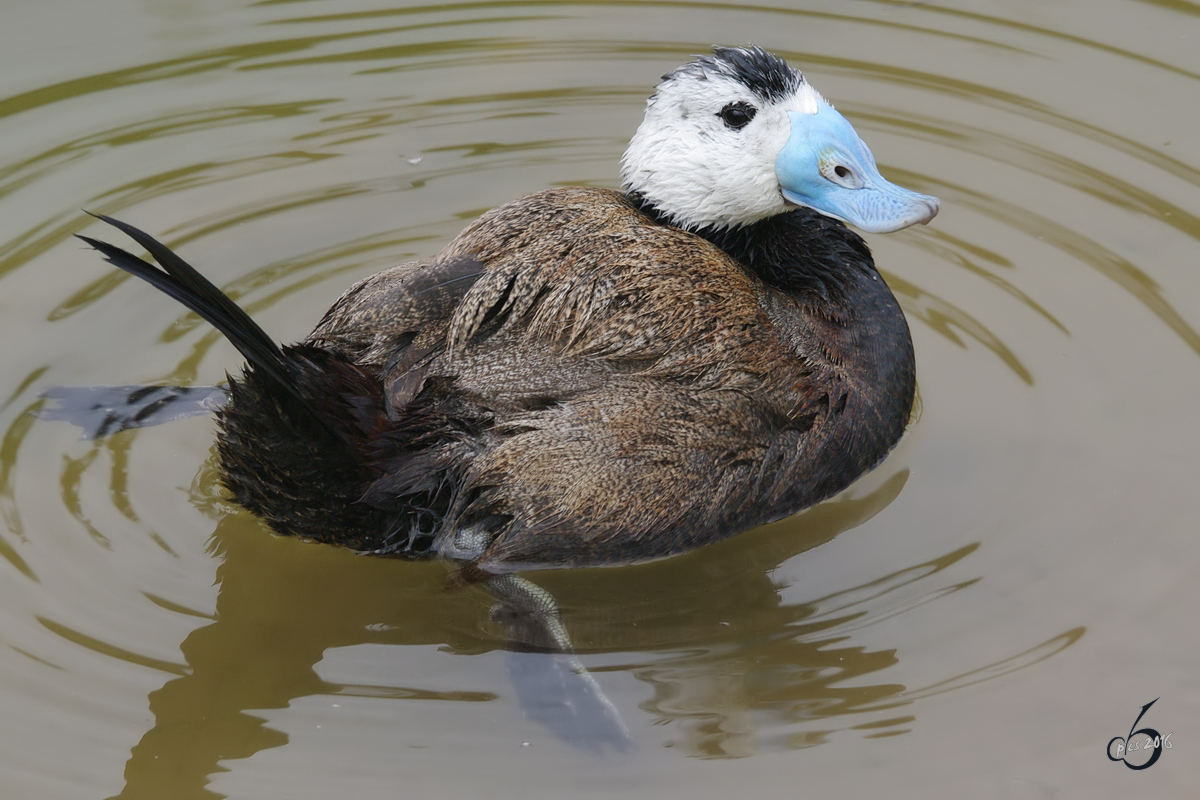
236, 187, 906, 573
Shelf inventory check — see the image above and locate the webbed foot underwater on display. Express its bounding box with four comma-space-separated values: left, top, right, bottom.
68, 46, 937, 578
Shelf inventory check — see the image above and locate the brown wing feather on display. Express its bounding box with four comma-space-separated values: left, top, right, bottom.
333, 187, 844, 570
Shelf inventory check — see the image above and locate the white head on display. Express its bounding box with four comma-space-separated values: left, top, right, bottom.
620, 47, 939, 233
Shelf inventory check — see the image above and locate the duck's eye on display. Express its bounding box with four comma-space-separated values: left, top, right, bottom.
717, 102, 756, 130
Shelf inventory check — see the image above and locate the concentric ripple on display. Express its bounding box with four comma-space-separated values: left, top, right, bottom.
1, 1, 1198, 798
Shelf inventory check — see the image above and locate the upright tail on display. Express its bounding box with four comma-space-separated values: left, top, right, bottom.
74, 215, 419, 552
76, 215, 299, 401
74, 214, 342, 439
42, 217, 315, 439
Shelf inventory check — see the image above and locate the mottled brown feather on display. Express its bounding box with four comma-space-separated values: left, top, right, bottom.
288, 187, 913, 572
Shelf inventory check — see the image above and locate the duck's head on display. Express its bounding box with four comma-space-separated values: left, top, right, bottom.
621, 46, 939, 234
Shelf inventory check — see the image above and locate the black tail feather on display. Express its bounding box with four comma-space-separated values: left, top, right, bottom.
74, 213, 454, 553
75, 214, 351, 442
76, 214, 306, 402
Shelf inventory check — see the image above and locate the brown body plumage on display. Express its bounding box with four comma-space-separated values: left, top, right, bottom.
75, 47, 932, 580
208, 188, 914, 574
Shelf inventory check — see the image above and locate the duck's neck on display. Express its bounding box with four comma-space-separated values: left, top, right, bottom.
629, 195, 875, 304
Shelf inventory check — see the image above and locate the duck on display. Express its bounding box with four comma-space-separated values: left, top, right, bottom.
77, 46, 938, 582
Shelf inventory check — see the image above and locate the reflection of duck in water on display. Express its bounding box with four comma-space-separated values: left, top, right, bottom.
77, 47, 936, 580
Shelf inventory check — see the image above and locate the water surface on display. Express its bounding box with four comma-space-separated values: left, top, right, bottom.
1, 0, 1198, 797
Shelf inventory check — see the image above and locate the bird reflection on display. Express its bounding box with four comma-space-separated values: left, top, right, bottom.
105, 465, 968, 799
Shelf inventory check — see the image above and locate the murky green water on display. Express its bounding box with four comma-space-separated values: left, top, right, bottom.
2, 0, 1198, 797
